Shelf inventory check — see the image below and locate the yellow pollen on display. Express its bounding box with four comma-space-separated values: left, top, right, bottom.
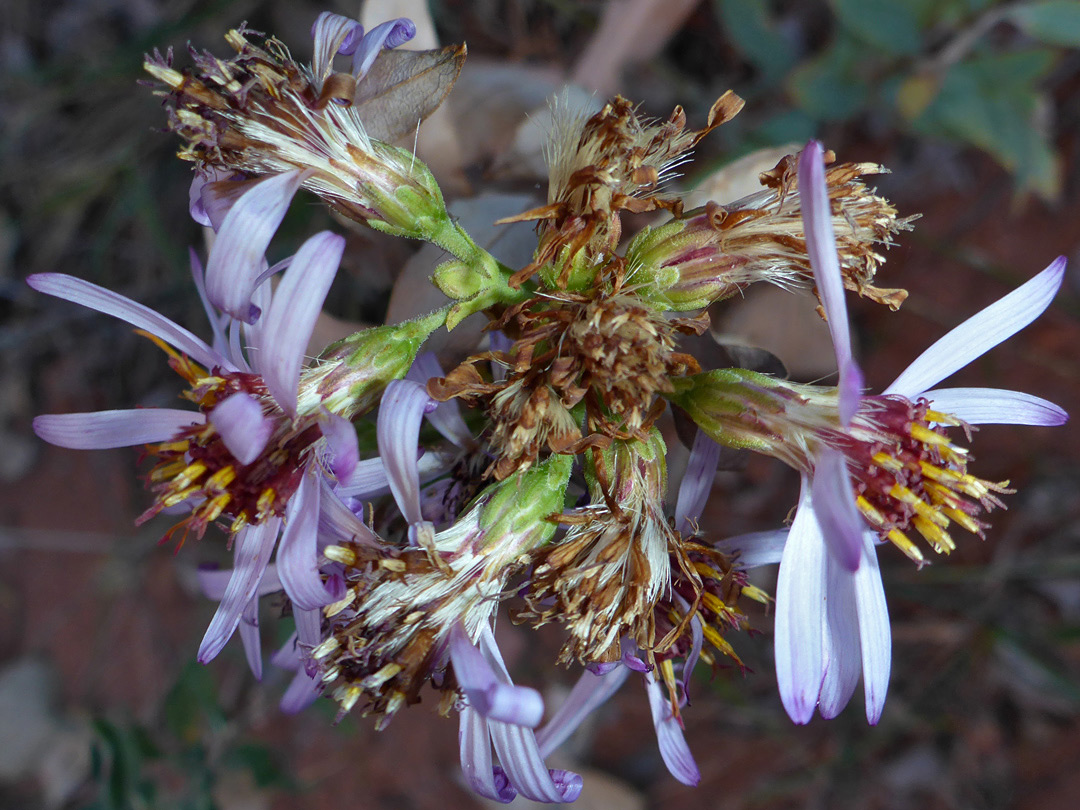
338, 685, 362, 713
362, 663, 402, 689
741, 584, 770, 604
149, 460, 188, 483
889, 484, 949, 528
702, 624, 737, 659
912, 515, 955, 553
154, 440, 191, 454
229, 513, 249, 533
910, 423, 951, 447
870, 451, 906, 473
941, 507, 981, 535
856, 495, 887, 528
702, 592, 735, 621
256, 488, 276, 516
324, 593, 355, 618
924, 409, 960, 425
312, 637, 340, 659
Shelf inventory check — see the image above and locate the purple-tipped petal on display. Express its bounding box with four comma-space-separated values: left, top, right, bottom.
293, 606, 324, 650
811, 451, 863, 572
277, 475, 340, 610
336, 456, 392, 499
377, 380, 436, 528
319, 411, 360, 481
317, 479, 384, 548
798, 141, 854, 379
311, 12, 364, 81
536, 665, 631, 757
209, 393, 273, 465
715, 529, 787, 568
198, 519, 280, 663
33, 409, 202, 449
407, 353, 474, 448
818, 554, 860, 719
205, 170, 306, 324
885, 257, 1067, 398
853, 532, 890, 724
351, 18, 416, 79
675, 430, 721, 533
449, 625, 544, 728
644, 671, 700, 787
922, 387, 1068, 426
239, 596, 263, 680
682, 611, 705, 701
259, 231, 344, 416
189, 249, 229, 357
27, 273, 227, 371
774, 481, 828, 724
459, 707, 516, 802
487, 722, 580, 803
838, 358, 865, 426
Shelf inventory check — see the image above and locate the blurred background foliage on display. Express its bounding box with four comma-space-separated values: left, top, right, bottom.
2, 1, 1079, 808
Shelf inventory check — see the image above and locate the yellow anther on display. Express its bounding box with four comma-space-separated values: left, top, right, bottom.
153, 440, 190, 455
323, 545, 358, 566
200, 493, 231, 524
913, 515, 955, 553
870, 451, 905, 473
942, 507, 981, 535
910, 423, 951, 447
856, 495, 887, 527
162, 486, 200, 507
204, 465, 236, 490
886, 528, 925, 564
173, 461, 208, 489
741, 584, 770, 604
361, 662, 402, 689
702, 592, 734, 621
338, 685, 362, 714
149, 460, 187, 483
312, 637, 340, 659
320, 665, 341, 683
229, 512, 249, 533
256, 488, 276, 515
924, 409, 961, 426
324, 593, 355, 618
702, 625, 738, 660
693, 561, 722, 580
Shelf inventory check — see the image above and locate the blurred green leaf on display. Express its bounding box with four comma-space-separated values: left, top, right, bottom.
226, 743, 294, 789
714, 0, 795, 83
788, 38, 870, 121
1009, 1, 1080, 47
164, 661, 227, 743
830, 0, 923, 55
915, 49, 1061, 199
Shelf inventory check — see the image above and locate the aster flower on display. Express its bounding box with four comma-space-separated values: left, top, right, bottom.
31, 231, 362, 667
772, 141, 1068, 724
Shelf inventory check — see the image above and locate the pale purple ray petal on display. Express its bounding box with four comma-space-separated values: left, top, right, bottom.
259, 231, 344, 416
798, 142, 854, 380
205, 169, 306, 323
536, 664, 631, 757
209, 393, 273, 465
885, 257, 1067, 398
280, 669, 321, 714
311, 12, 364, 82
489, 331, 512, 382
817, 554, 861, 719
838, 358, 865, 426
240, 271, 274, 373
189, 167, 241, 227
351, 18, 416, 79
811, 450, 863, 572
198, 563, 281, 600
715, 529, 787, 568
921, 387, 1068, 426
377, 380, 436, 527
238, 596, 263, 680
336, 456, 392, 499
189, 249, 229, 357
675, 430, 721, 533
644, 670, 700, 786
270, 632, 300, 671
319, 411, 360, 481
27, 273, 227, 371
198, 518, 280, 663
774, 480, 827, 724
853, 532, 891, 724
316, 479, 384, 548
293, 606, 324, 651
277, 474, 343, 610
407, 353, 474, 448
33, 409, 202, 449
459, 706, 515, 802
449, 624, 544, 727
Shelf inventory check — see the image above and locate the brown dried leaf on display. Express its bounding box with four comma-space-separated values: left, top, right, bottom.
353, 45, 467, 143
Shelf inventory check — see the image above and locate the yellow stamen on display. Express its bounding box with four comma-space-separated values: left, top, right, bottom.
912, 515, 955, 553
149, 460, 188, 483
204, 465, 236, 491
173, 461, 208, 490
256, 488, 276, 517
941, 507, 981, 535
324, 545, 358, 566
200, 493, 231, 524
741, 584, 770, 604
886, 528, 925, 564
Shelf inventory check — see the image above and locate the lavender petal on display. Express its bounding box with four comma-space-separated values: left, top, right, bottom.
377, 380, 436, 528
277, 474, 341, 610
280, 669, 321, 714
209, 393, 273, 465
818, 553, 860, 718
922, 387, 1068, 426
536, 665, 631, 757
449, 624, 544, 728
811, 450, 863, 572
774, 481, 827, 724
407, 353, 474, 448
715, 529, 787, 568
675, 430, 721, 533
27, 273, 226, 371
885, 257, 1067, 398
319, 411, 360, 482
197, 519, 280, 663
644, 671, 701, 786
205, 169, 306, 323
239, 596, 263, 680
198, 563, 281, 600
459, 706, 515, 802
259, 231, 344, 416
34, 408, 202, 449
854, 532, 891, 724
351, 18, 416, 79
311, 12, 364, 81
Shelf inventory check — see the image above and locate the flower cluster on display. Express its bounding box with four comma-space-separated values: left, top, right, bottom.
31, 12, 1067, 803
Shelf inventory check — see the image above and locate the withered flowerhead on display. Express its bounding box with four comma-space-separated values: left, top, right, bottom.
502, 92, 744, 288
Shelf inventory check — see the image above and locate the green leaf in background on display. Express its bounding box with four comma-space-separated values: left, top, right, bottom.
830, 0, 923, 55
1009, 1, 1080, 47
714, 0, 795, 84
914, 49, 1061, 200
787, 37, 870, 121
